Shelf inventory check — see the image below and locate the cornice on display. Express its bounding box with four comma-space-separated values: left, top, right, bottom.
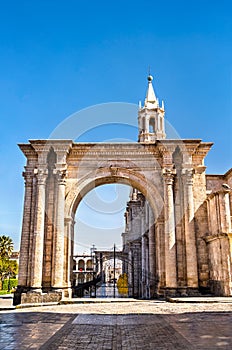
193, 142, 214, 158
18, 144, 37, 159
207, 189, 231, 200
29, 139, 73, 154
18, 139, 214, 162
207, 168, 232, 179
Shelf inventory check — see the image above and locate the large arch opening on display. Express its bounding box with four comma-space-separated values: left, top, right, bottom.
73, 183, 130, 298
67, 172, 163, 299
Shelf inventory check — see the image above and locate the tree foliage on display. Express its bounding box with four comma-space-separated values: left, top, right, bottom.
0, 235, 18, 289
0, 259, 18, 289
0, 235, 14, 258
2, 278, 18, 291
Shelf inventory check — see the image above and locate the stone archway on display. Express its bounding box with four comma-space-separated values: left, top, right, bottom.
14, 139, 216, 305
14, 74, 232, 305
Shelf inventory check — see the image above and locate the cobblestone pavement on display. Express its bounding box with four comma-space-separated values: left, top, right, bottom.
1, 301, 232, 349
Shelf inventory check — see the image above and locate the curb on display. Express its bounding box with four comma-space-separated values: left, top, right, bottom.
0, 307, 16, 311
15, 302, 59, 309
167, 297, 232, 303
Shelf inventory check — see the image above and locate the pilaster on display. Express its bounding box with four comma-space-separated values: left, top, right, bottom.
30, 167, 48, 291
65, 216, 75, 295
18, 169, 34, 287
182, 167, 198, 288
163, 167, 177, 288
219, 190, 231, 233
52, 169, 67, 289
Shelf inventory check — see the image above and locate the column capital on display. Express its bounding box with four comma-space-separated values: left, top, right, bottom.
34, 168, 48, 185
22, 170, 34, 185
55, 168, 67, 185
182, 168, 194, 185
162, 168, 176, 185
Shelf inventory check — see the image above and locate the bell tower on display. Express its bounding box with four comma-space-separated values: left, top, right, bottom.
138, 75, 166, 142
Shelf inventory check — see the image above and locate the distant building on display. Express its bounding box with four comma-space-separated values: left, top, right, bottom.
73, 254, 95, 285
103, 259, 122, 283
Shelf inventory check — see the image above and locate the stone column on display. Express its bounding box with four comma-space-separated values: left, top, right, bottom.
52, 169, 66, 289
30, 168, 47, 291
154, 220, 161, 290
163, 168, 177, 289
148, 221, 156, 297
141, 235, 146, 283
228, 232, 232, 296
182, 168, 198, 288
145, 237, 149, 298
64, 216, 74, 297
133, 241, 141, 298
219, 190, 232, 233
18, 169, 33, 287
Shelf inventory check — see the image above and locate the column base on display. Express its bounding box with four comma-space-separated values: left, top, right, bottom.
13, 287, 63, 305
184, 287, 201, 297
158, 287, 201, 298
51, 286, 72, 298
163, 287, 179, 298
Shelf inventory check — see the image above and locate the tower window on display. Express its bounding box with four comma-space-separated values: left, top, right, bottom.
149, 118, 155, 133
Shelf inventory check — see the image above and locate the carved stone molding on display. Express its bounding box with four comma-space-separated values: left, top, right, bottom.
22, 170, 34, 185
53, 142, 72, 164
34, 168, 48, 185
55, 169, 67, 185
194, 165, 207, 174
207, 189, 231, 201
182, 168, 194, 186
162, 168, 176, 185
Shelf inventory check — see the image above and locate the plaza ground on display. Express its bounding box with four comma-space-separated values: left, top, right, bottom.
1, 296, 232, 349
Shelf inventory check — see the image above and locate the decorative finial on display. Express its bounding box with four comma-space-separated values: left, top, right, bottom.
147, 66, 153, 82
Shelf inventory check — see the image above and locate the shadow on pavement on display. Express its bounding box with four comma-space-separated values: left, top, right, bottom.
0, 310, 231, 349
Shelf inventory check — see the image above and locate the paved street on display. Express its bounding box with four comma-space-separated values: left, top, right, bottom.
0, 298, 232, 349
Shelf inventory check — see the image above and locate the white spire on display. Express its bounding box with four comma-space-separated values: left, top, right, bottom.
138, 73, 166, 142
144, 75, 158, 108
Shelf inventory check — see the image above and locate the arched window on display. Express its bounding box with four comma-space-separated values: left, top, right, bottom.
78, 259, 85, 271
86, 259, 93, 270
149, 118, 155, 133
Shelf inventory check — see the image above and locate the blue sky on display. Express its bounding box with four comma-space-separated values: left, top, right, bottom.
0, 0, 231, 251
